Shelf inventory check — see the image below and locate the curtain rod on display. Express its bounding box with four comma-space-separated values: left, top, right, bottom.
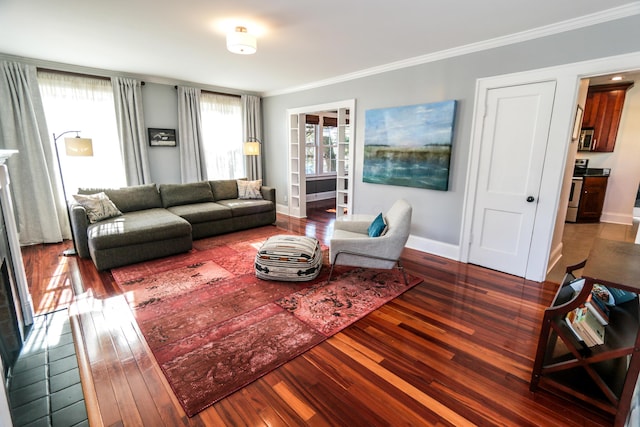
37, 68, 145, 85
173, 85, 241, 98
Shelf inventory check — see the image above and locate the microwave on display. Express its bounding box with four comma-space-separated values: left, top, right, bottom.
579, 128, 594, 151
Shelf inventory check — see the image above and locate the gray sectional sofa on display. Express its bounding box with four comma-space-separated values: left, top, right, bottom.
69, 179, 276, 270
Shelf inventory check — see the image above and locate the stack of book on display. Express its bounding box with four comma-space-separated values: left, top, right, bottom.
585, 291, 610, 325
566, 295, 608, 347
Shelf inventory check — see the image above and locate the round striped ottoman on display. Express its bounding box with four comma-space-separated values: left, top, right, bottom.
254, 235, 322, 281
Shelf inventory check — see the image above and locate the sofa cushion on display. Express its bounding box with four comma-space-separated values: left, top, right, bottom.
80, 184, 162, 213
159, 182, 215, 208
87, 208, 191, 250
108, 184, 163, 212
216, 199, 274, 217
167, 202, 232, 224
210, 179, 240, 201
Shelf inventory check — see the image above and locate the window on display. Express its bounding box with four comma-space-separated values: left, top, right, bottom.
199, 93, 244, 180
38, 71, 126, 199
305, 123, 317, 175
305, 114, 338, 177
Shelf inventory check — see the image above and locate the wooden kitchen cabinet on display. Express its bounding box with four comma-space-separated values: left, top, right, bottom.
582, 82, 633, 152
577, 176, 608, 222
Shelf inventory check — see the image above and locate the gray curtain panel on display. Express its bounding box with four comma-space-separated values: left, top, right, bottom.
112, 77, 151, 186
177, 86, 207, 183
0, 61, 69, 244
242, 94, 262, 181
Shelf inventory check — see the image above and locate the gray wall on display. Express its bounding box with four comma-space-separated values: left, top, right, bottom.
142, 82, 181, 184
262, 15, 640, 247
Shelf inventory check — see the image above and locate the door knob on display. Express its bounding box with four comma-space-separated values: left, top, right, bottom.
526, 196, 535, 203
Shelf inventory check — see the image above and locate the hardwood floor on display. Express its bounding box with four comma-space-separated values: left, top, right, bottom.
21, 205, 616, 426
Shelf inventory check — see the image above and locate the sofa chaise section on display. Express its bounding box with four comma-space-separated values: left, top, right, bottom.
69, 180, 276, 270
71, 183, 193, 270
88, 208, 192, 271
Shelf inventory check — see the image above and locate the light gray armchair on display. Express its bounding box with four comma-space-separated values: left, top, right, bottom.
328, 199, 412, 284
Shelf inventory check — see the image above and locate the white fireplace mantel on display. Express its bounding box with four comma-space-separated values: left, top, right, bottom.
0, 150, 18, 165
0, 149, 34, 332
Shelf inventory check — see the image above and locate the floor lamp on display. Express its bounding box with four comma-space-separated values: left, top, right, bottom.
243, 136, 261, 156
53, 131, 93, 256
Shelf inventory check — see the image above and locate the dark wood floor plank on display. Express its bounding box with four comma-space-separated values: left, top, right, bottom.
303, 339, 448, 426
22, 204, 615, 426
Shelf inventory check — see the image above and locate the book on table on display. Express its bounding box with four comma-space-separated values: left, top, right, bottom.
585, 292, 610, 325
566, 305, 605, 346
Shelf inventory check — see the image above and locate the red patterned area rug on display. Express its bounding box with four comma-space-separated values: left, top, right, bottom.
111, 226, 422, 417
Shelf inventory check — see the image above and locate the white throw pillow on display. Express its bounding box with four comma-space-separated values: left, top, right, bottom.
73, 192, 122, 223
237, 179, 263, 199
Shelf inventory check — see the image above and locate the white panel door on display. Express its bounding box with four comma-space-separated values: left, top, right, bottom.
468, 81, 556, 277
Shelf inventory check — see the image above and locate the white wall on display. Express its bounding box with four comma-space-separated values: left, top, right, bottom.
142, 82, 181, 185
548, 79, 591, 272
262, 15, 640, 258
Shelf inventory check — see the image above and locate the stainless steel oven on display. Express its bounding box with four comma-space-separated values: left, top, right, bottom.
566, 177, 583, 222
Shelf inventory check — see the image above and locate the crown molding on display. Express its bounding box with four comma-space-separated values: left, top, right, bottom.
264, 2, 640, 97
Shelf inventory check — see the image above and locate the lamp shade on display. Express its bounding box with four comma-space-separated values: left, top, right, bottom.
227, 26, 257, 55
64, 137, 93, 157
243, 141, 260, 156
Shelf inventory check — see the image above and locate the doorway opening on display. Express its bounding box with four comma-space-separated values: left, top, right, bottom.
546, 69, 640, 283
287, 100, 355, 219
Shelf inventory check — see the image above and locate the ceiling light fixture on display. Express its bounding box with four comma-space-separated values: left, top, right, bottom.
227, 26, 257, 55
611, 76, 623, 81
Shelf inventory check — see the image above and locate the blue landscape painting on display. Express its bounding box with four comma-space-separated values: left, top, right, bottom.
363, 100, 457, 191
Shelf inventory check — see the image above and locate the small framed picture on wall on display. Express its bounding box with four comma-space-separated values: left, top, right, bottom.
148, 128, 177, 147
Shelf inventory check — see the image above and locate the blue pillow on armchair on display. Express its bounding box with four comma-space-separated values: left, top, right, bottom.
368, 213, 387, 237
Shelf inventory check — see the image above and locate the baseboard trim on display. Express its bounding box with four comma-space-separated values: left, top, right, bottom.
406, 234, 460, 261
306, 191, 336, 202
600, 211, 634, 225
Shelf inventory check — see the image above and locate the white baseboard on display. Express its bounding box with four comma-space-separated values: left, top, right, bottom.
306, 191, 336, 202
275, 210, 461, 261
406, 234, 460, 261
276, 203, 292, 216
600, 211, 634, 225
547, 242, 563, 275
